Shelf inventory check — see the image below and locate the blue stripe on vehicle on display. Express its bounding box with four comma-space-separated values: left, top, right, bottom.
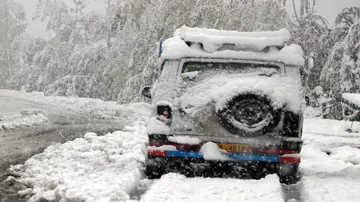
165, 151, 280, 162
227, 153, 280, 162
167, 151, 204, 159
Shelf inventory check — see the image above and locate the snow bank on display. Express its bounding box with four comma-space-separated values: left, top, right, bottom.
304, 118, 360, 137
300, 143, 360, 202
6, 121, 148, 202
140, 173, 283, 202
161, 26, 304, 66
302, 176, 360, 202
300, 127, 360, 202
330, 146, 360, 165
180, 75, 303, 115
0, 90, 150, 121
0, 109, 49, 131
300, 144, 360, 177
146, 116, 170, 135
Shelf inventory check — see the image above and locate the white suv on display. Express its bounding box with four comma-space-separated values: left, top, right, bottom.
142, 26, 305, 184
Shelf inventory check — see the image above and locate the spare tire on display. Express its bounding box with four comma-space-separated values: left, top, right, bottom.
216, 94, 281, 136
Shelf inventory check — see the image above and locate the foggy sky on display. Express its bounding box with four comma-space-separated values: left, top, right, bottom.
19, 0, 360, 38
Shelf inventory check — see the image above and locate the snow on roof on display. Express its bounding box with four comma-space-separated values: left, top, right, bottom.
342, 93, 360, 106
175, 26, 291, 52
161, 26, 304, 66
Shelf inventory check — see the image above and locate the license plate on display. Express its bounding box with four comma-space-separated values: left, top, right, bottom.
218, 143, 251, 153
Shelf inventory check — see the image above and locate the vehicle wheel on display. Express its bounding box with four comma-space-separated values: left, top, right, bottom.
216, 94, 281, 136
278, 163, 300, 184
145, 159, 166, 179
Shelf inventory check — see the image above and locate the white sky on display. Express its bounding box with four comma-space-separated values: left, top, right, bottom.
286, 0, 360, 26
19, 0, 360, 38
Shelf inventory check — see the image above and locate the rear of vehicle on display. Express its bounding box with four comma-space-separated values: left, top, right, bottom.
143, 26, 305, 184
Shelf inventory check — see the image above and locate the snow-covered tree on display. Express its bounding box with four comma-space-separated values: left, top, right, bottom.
3, 0, 298, 103
0, 0, 26, 86
288, 0, 330, 91
320, 7, 360, 119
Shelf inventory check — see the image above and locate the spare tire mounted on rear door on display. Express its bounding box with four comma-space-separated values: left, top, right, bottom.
216, 94, 282, 136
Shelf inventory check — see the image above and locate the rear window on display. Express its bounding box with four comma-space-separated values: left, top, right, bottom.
182, 62, 280, 77
177, 61, 281, 97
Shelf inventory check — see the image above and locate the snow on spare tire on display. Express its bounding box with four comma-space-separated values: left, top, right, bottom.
179, 74, 303, 134
216, 94, 281, 136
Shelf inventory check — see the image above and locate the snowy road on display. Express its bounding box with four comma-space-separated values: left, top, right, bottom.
1, 90, 360, 202
0, 91, 140, 202
3, 118, 359, 202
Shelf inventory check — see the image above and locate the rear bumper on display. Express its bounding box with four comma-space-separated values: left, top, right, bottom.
147, 134, 302, 165
148, 150, 300, 164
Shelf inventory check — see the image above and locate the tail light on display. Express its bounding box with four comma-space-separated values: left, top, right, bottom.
157, 105, 172, 123
282, 112, 302, 138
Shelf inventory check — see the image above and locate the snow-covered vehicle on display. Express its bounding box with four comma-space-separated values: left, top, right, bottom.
142, 26, 305, 184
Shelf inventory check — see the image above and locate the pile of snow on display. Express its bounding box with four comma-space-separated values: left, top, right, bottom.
300, 144, 360, 177
301, 176, 360, 202
146, 116, 170, 135
176, 26, 291, 53
330, 146, 360, 165
180, 75, 303, 115
6, 121, 148, 202
140, 173, 283, 202
0, 109, 49, 131
0, 90, 150, 121
200, 142, 229, 161
299, 118, 360, 201
161, 26, 304, 66
300, 143, 360, 201
304, 118, 360, 137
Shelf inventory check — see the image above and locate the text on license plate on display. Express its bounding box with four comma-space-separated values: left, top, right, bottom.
217, 143, 251, 153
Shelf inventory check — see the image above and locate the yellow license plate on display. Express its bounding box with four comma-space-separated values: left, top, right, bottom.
218, 143, 251, 153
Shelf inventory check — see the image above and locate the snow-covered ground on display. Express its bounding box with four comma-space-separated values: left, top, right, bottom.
0, 90, 150, 131
5, 115, 360, 202
6, 120, 148, 202
0, 109, 50, 131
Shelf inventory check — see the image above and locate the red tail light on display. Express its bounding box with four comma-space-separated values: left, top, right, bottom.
258, 149, 298, 155
280, 156, 301, 163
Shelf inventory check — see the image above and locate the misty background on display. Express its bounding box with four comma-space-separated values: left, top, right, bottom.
0, 0, 360, 119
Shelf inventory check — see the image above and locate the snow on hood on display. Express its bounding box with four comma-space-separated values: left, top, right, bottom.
180, 75, 303, 115
161, 26, 304, 66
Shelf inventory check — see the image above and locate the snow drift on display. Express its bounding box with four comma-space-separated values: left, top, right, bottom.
6, 121, 148, 202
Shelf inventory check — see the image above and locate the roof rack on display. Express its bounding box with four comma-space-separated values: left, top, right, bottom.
175, 26, 291, 53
